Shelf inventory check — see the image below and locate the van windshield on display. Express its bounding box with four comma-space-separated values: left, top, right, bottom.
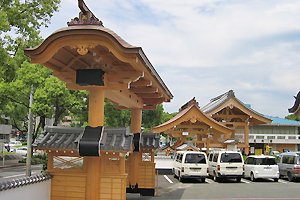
255, 158, 276, 165
220, 153, 242, 163
185, 154, 206, 164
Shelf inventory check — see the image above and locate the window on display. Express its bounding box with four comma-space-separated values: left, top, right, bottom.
288, 136, 296, 139
287, 156, 295, 164
213, 153, 218, 162
267, 136, 275, 139
142, 153, 151, 162
185, 154, 206, 164
177, 154, 183, 163
254, 158, 276, 165
256, 136, 264, 139
220, 153, 242, 163
53, 156, 83, 169
282, 156, 288, 164
249, 135, 254, 139
208, 153, 213, 161
277, 136, 285, 139
245, 157, 254, 164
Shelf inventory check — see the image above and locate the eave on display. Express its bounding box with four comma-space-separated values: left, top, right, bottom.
24, 26, 172, 109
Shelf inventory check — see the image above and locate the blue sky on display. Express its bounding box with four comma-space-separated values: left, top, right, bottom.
40, 0, 300, 117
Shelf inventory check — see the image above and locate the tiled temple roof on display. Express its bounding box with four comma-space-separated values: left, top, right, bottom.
0, 173, 51, 191
288, 91, 300, 115
140, 133, 160, 149
33, 126, 159, 152
33, 126, 83, 150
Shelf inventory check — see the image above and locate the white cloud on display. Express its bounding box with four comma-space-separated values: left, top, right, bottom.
40, 0, 300, 117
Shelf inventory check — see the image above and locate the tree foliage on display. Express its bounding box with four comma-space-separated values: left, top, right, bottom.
142, 104, 177, 131
285, 114, 300, 121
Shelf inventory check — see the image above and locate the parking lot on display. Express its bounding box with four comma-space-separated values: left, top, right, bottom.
127, 175, 300, 200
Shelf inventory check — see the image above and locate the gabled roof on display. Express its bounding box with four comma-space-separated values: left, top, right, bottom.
201, 90, 271, 125
176, 143, 200, 151
288, 91, 300, 117
152, 98, 233, 136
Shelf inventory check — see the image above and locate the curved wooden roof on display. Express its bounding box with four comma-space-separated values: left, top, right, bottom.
202, 90, 271, 125
24, 2, 172, 110
152, 98, 233, 137
288, 91, 300, 117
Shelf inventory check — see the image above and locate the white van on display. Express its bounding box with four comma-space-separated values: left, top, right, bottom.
244, 155, 279, 182
208, 150, 244, 182
173, 151, 208, 182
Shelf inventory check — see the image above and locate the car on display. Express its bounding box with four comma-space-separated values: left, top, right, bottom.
173, 151, 209, 182
14, 147, 28, 157
278, 152, 300, 182
208, 150, 244, 182
244, 155, 279, 182
5, 140, 22, 147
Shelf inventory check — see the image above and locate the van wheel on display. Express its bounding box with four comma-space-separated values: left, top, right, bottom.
213, 172, 219, 182
274, 178, 278, 182
288, 172, 294, 182
250, 173, 256, 182
178, 173, 183, 182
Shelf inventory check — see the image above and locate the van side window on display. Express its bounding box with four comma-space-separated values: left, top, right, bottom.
213, 153, 218, 162
208, 153, 213, 161
246, 157, 253, 164
176, 154, 180, 162
287, 156, 295, 164
282, 156, 288, 164
178, 154, 183, 162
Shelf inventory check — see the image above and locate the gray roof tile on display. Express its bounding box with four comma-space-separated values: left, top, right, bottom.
140, 133, 160, 149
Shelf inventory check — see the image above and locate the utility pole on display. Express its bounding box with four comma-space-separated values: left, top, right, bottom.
26, 85, 34, 176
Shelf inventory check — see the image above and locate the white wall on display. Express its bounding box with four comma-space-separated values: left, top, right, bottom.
0, 180, 51, 200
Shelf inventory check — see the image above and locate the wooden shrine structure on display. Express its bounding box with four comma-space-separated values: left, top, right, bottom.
201, 90, 272, 154
152, 98, 234, 152
25, 1, 173, 199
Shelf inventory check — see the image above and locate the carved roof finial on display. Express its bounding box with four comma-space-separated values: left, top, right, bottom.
67, 0, 103, 26
179, 97, 199, 112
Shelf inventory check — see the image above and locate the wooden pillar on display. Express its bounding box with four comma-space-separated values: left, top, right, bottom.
86, 88, 105, 200
131, 108, 142, 133
244, 122, 250, 155
128, 108, 142, 187
88, 88, 105, 127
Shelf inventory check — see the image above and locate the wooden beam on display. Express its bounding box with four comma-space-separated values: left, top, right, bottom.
212, 114, 248, 121
143, 105, 157, 110
142, 97, 165, 104
106, 71, 143, 83
130, 78, 152, 87
138, 92, 163, 98
105, 89, 143, 109
130, 86, 158, 93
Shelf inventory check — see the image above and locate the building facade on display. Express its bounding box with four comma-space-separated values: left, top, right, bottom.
249, 116, 300, 153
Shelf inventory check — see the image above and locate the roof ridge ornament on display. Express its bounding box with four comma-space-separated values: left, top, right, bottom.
179, 97, 199, 112
67, 0, 103, 26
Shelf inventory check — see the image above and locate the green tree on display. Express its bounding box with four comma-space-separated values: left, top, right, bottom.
104, 100, 130, 127
0, 0, 64, 141
285, 114, 300, 121
142, 104, 177, 130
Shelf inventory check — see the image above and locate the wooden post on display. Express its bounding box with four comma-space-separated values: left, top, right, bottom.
244, 122, 250, 155
88, 88, 105, 127
86, 88, 105, 200
129, 108, 142, 187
